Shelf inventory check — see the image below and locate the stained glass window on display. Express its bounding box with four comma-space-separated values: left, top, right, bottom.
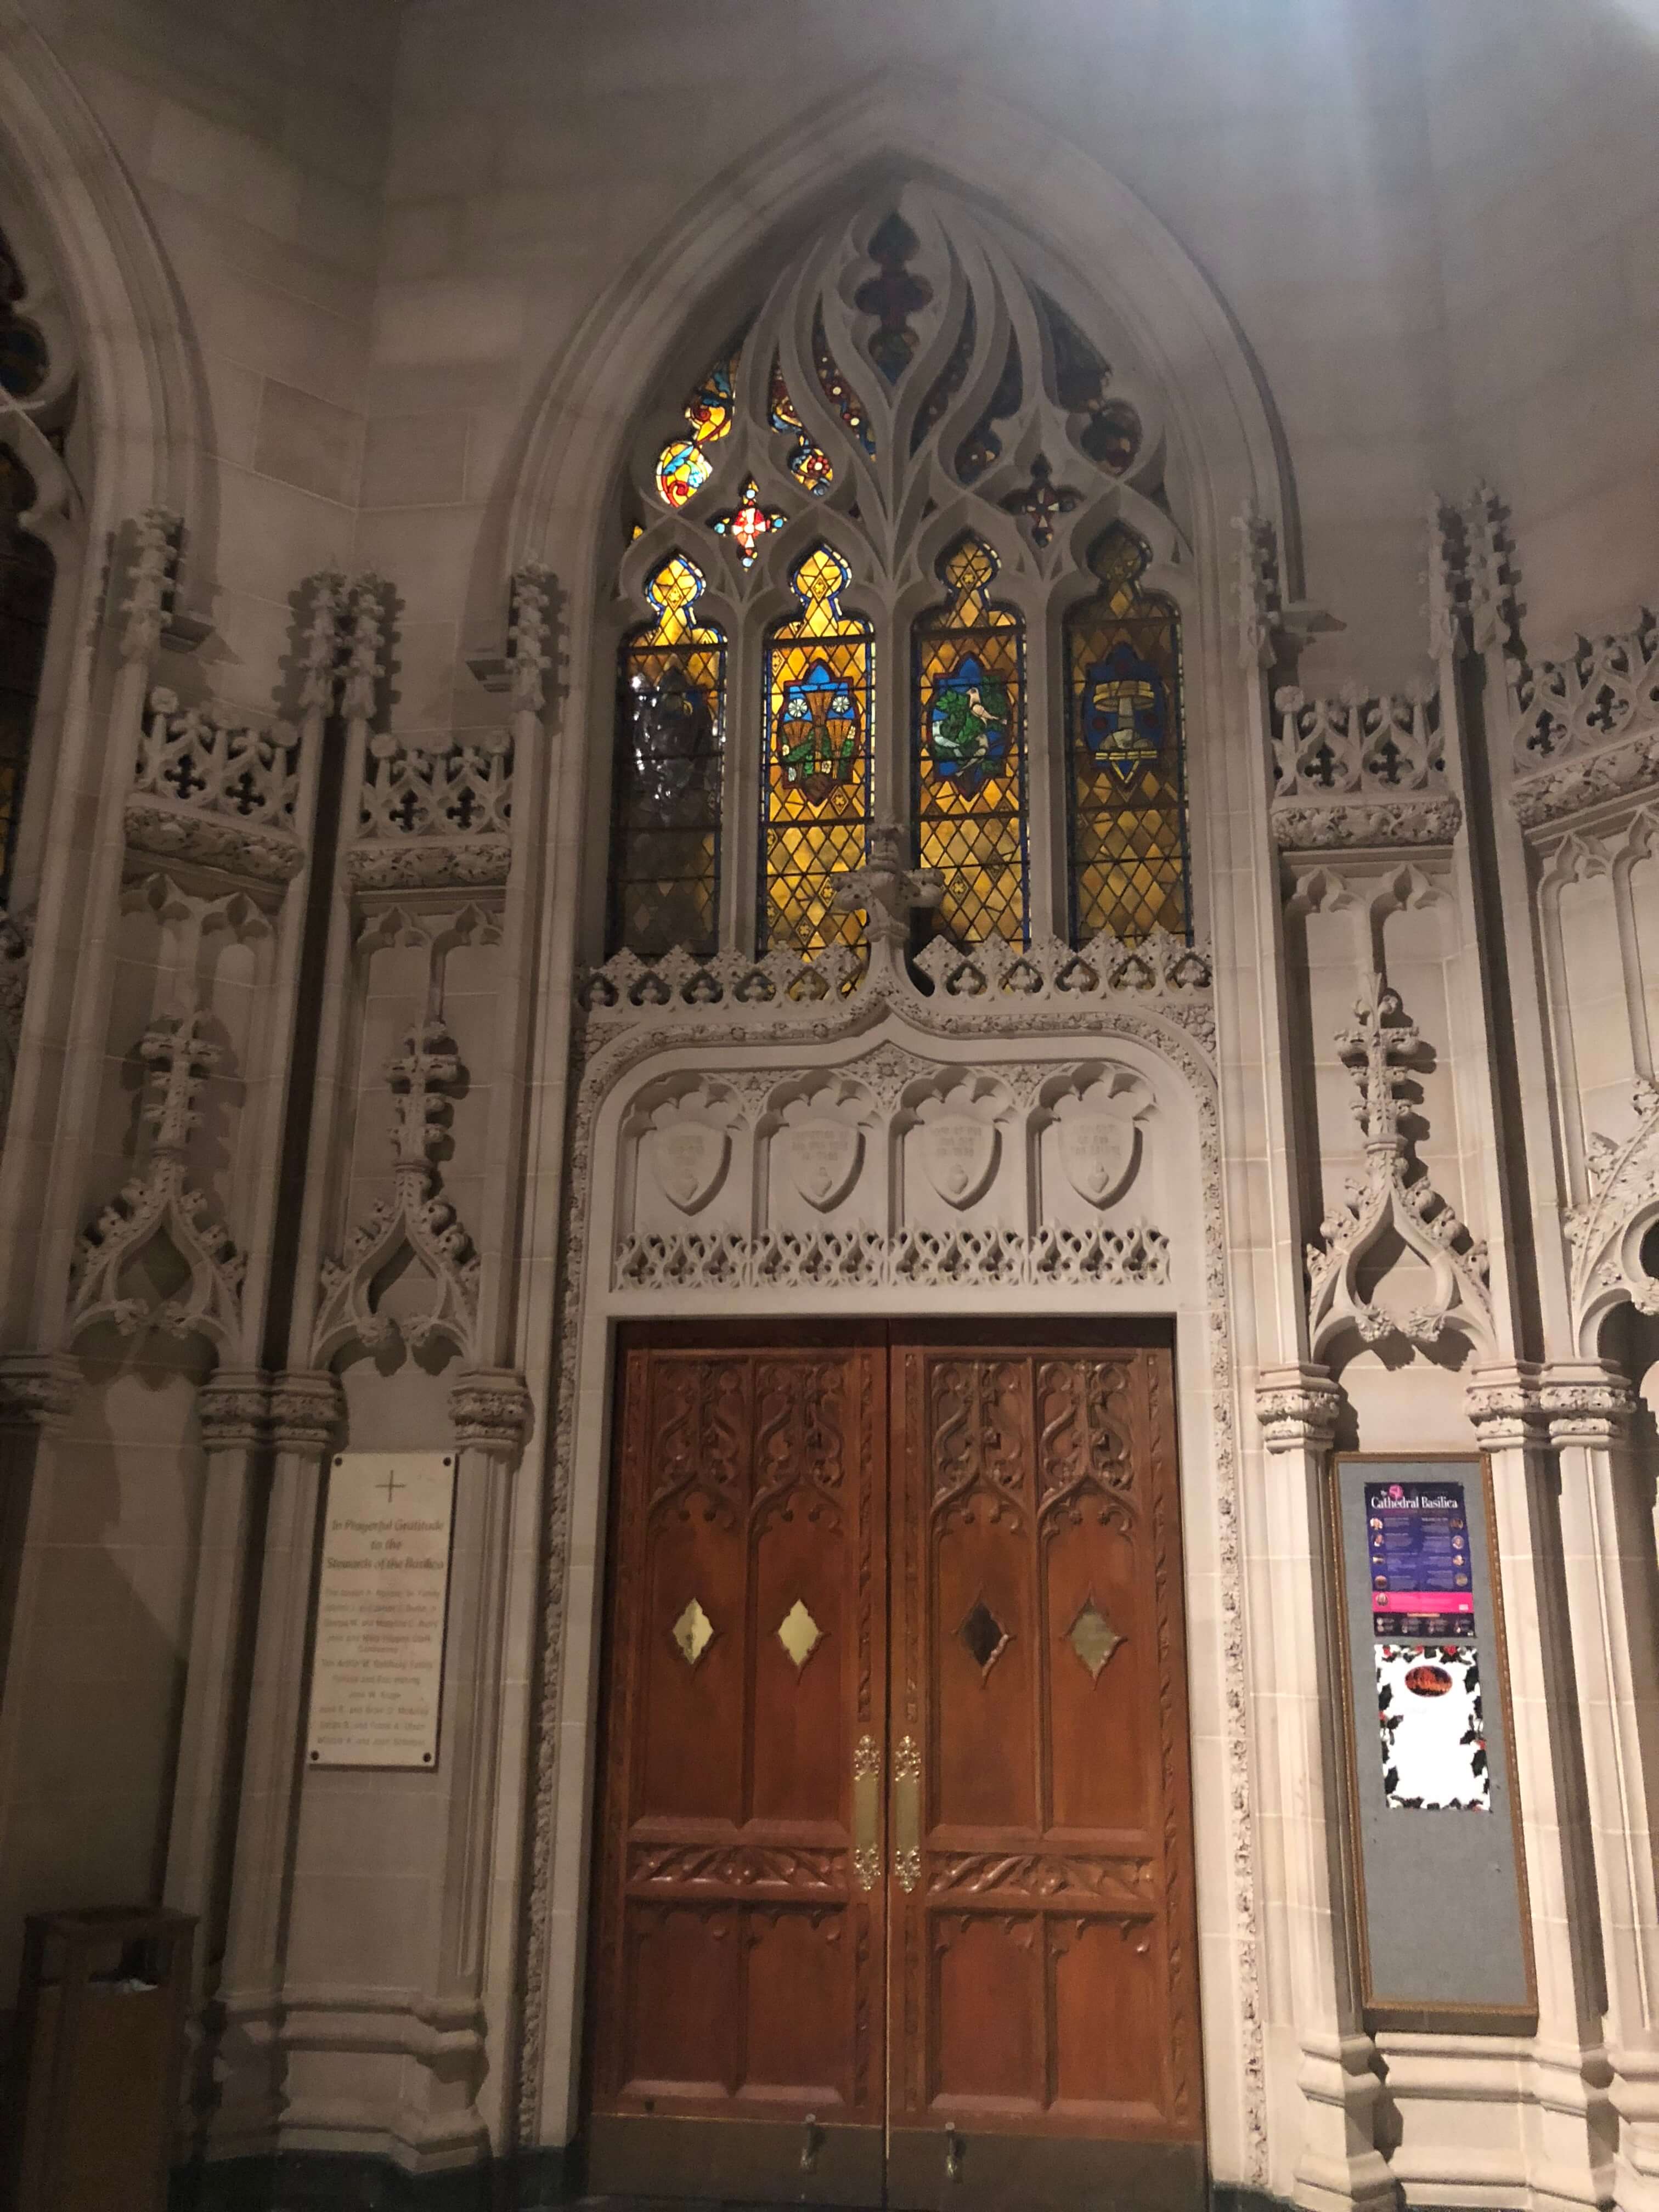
769, 357, 834, 494
609, 554, 725, 957
654, 338, 742, 509
761, 547, 872, 955
1064, 528, 1189, 944
812, 313, 874, 456
710, 476, 785, 569
913, 539, 1026, 948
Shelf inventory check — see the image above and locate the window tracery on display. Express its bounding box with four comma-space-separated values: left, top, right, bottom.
609, 188, 1189, 963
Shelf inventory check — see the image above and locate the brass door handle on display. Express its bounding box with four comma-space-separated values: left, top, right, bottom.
853, 1733, 881, 1889
894, 1733, 921, 1893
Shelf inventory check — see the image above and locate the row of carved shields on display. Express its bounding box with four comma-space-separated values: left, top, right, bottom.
647, 1080, 1147, 1217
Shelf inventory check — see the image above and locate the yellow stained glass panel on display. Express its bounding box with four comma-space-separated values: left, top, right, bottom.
914, 537, 1026, 947
1064, 528, 1189, 945
609, 554, 726, 958
762, 547, 872, 956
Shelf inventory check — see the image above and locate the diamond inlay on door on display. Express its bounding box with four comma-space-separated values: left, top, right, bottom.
1066, 1595, 1124, 1681
671, 1596, 715, 1667
957, 1594, 1009, 1676
775, 1597, 822, 1671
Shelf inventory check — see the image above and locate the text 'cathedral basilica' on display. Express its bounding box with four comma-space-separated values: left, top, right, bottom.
1, 6, 1659, 2211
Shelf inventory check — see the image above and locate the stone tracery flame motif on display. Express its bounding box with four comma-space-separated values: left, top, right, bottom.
1305, 972, 1492, 1357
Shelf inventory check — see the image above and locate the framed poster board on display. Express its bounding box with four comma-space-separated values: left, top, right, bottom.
306, 1450, 457, 1771
1330, 1454, 1536, 2034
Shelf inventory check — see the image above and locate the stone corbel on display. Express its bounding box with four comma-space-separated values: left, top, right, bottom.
0, 1349, 81, 1433
1565, 1076, 1659, 1350
1254, 1363, 1343, 1454
1464, 1361, 1547, 1454
311, 1017, 481, 1367
448, 1368, 534, 1457
195, 1369, 272, 1454
1538, 1362, 1638, 1451
69, 1008, 246, 1350
1307, 973, 1493, 1360
268, 1369, 344, 1454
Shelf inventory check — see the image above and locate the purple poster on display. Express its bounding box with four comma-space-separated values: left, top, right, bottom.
1365, 1478, 1474, 1640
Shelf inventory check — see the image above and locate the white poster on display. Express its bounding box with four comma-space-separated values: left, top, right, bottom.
1375, 1642, 1491, 1812
306, 1451, 456, 1770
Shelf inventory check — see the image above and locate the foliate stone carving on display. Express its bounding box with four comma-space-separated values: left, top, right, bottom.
912, 1081, 1002, 1207
1512, 723, 1659, 832
1050, 1067, 1152, 1206
1253, 1365, 1341, 1453
268, 1369, 344, 1451
1564, 1076, 1659, 1348
830, 820, 943, 955
1306, 973, 1492, 1358
1271, 795, 1462, 853
1463, 1362, 1545, 1452
449, 1368, 534, 1455
913, 927, 1214, 1048
0, 1350, 81, 1432
196, 1369, 272, 1452
312, 1016, 482, 1365
70, 1008, 246, 1348
1538, 1363, 1639, 1448
345, 839, 510, 891
127, 689, 304, 884
613, 1220, 1170, 1293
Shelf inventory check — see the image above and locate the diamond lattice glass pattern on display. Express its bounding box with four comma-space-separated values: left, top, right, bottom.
913, 538, 1026, 947
762, 547, 872, 956
609, 554, 725, 958
1064, 527, 1189, 945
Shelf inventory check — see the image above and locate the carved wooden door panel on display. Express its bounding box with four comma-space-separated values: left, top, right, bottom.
587, 1329, 889, 2206
885, 1338, 1204, 2212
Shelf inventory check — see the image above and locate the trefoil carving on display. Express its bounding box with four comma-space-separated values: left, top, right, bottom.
1306, 974, 1492, 1357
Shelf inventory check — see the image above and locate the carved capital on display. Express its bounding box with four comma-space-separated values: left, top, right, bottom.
0, 1350, 80, 1432
1254, 1364, 1342, 1453
1464, 1361, 1545, 1449
1538, 1361, 1639, 1448
268, 1369, 343, 1452
196, 1368, 271, 1453
449, 1368, 534, 1455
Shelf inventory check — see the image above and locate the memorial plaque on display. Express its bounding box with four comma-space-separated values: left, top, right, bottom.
306, 1451, 456, 1771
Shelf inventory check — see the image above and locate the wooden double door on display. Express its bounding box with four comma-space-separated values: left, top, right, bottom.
586, 1324, 1204, 2211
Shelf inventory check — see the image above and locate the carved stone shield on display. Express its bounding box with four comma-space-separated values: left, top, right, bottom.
918, 1115, 998, 1208
1057, 1111, 1137, 1207
653, 1122, 729, 1215
785, 1117, 863, 1211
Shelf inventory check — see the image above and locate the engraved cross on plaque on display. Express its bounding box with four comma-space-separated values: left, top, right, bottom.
378, 1469, 405, 1507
